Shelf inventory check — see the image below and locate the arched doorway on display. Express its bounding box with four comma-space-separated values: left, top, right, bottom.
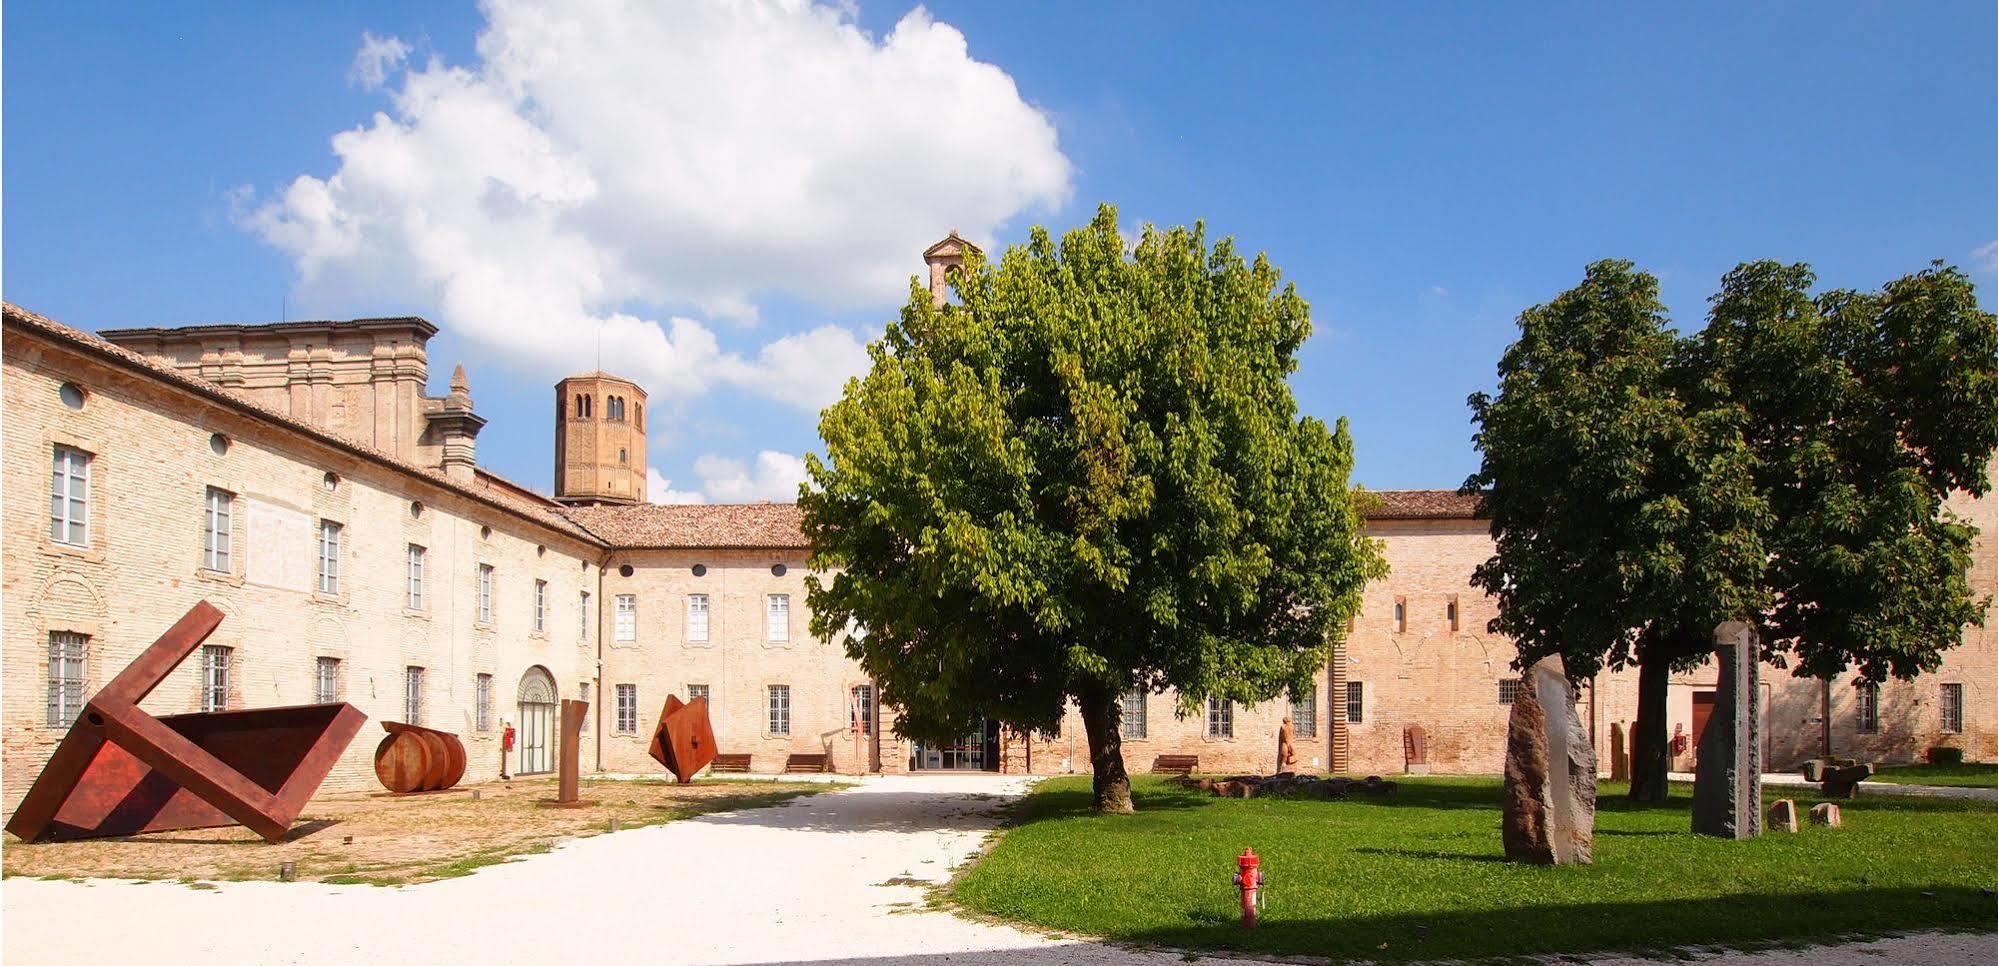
517, 666, 558, 776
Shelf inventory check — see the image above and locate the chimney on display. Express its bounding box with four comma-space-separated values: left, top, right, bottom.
922, 230, 981, 308
429, 363, 486, 483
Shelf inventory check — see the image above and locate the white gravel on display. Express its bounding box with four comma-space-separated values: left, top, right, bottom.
3, 773, 1990, 966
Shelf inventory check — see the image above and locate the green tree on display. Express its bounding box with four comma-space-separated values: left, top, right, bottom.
801, 205, 1384, 812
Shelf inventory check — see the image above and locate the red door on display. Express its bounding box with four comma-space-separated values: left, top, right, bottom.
1690, 691, 1717, 752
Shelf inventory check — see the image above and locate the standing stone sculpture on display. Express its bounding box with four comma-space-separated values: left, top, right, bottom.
1693, 621, 1762, 839
1276, 716, 1299, 773
1402, 725, 1429, 775
1501, 654, 1596, 865
537, 699, 596, 808
1608, 722, 1629, 782
1766, 799, 1799, 833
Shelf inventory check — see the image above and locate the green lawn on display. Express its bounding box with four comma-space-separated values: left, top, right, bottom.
1870, 762, 1998, 788
953, 775, 1998, 961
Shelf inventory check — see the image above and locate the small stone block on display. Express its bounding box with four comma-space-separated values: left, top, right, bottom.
1767, 799, 1799, 833
1810, 802, 1842, 827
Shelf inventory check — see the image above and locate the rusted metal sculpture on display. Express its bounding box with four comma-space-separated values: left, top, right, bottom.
537, 699, 595, 808
5, 601, 366, 844
374, 722, 468, 794
648, 695, 718, 784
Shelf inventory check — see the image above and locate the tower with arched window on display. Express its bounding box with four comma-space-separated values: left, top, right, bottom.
553, 371, 648, 505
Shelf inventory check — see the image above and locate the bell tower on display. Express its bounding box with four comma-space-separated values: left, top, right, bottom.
553, 372, 648, 505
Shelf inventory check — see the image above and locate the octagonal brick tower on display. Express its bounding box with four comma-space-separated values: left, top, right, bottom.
553, 371, 648, 505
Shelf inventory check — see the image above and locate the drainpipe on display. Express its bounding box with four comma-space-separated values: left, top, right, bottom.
596, 553, 607, 772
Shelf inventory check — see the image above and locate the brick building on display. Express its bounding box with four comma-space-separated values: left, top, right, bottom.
4, 250, 1992, 817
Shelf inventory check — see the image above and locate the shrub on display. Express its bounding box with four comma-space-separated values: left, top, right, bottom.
1927, 746, 1965, 765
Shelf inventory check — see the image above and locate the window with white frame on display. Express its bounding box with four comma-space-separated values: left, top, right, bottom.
316, 520, 342, 594
1856, 682, 1880, 733
1291, 688, 1318, 738
766, 594, 790, 643
406, 544, 427, 609
50, 445, 91, 546
533, 579, 547, 632
1941, 683, 1964, 734
47, 631, 88, 727
201, 645, 231, 712
851, 684, 875, 736
579, 591, 591, 639
1346, 680, 1365, 723
615, 684, 638, 734
688, 683, 710, 705
476, 673, 493, 731
1205, 696, 1233, 738
202, 487, 233, 571
686, 594, 710, 643
405, 666, 425, 725
1121, 688, 1147, 739
579, 682, 592, 729
1498, 678, 1522, 705
768, 684, 791, 735
614, 594, 636, 642
477, 565, 495, 624
314, 656, 339, 704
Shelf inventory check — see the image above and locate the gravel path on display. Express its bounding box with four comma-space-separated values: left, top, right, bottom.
3, 774, 1991, 965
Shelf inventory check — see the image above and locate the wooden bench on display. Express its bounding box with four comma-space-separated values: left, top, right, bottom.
710, 754, 752, 774
785, 753, 831, 774
1152, 754, 1199, 775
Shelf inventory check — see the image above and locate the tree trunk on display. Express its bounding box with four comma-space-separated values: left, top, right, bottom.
1628, 654, 1671, 803
1077, 687, 1134, 814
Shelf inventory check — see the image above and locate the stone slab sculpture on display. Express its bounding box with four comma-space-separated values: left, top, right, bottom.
374, 721, 468, 794
537, 699, 596, 808
1820, 762, 1874, 799
1608, 722, 1629, 782
1810, 802, 1843, 827
1767, 798, 1799, 833
648, 694, 718, 784
1276, 716, 1299, 774
5, 601, 367, 844
1693, 621, 1762, 839
1403, 724, 1429, 776
1501, 654, 1596, 865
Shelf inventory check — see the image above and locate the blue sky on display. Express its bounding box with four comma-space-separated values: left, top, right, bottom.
8, 1, 1996, 498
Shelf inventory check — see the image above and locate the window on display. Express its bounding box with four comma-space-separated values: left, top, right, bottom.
50, 445, 91, 546
201, 645, 231, 712
1121, 688, 1147, 739
405, 666, 425, 725
686, 594, 710, 642
580, 591, 591, 639
406, 545, 427, 609
1205, 696, 1234, 738
766, 594, 790, 642
477, 564, 495, 624
1393, 596, 1407, 633
1446, 596, 1460, 632
533, 579, 547, 632
476, 673, 493, 731
1856, 682, 1880, 734
314, 656, 339, 704
1345, 680, 1365, 724
1498, 678, 1521, 705
768, 685, 792, 735
579, 682, 592, 729
1941, 683, 1964, 734
688, 684, 710, 705
317, 520, 342, 594
202, 487, 233, 571
615, 684, 638, 734
851, 684, 875, 736
1291, 688, 1318, 739
615, 594, 637, 642
47, 631, 88, 727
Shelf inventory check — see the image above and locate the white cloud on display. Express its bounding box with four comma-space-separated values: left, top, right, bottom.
349, 32, 411, 90
646, 467, 707, 504
1972, 240, 1998, 274
242, 0, 1070, 414
1428, 285, 1449, 298
693, 450, 810, 503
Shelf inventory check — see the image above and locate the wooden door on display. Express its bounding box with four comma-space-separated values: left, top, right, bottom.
1691, 691, 1717, 752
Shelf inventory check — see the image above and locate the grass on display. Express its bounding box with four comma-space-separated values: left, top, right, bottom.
1870, 762, 1998, 788
952, 775, 1998, 962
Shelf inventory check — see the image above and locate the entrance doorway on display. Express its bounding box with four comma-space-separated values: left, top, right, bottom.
911, 718, 1000, 771
1690, 691, 1716, 754
517, 666, 557, 776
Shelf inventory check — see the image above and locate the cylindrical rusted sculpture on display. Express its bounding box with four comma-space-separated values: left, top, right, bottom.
374, 721, 468, 794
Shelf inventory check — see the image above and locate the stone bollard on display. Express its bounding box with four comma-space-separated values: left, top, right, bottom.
609, 816, 621, 832
472, 789, 481, 801
1810, 803, 1843, 827
279, 861, 297, 882
1766, 799, 1799, 833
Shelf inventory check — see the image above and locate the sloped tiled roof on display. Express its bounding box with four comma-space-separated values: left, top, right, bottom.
1363, 489, 1486, 520
562, 502, 808, 549
3, 302, 603, 546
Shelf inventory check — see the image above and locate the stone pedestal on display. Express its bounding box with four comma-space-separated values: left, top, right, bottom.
1767, 799, 1799, 833
1693, 621, 1761, 839
1810, 803, 1843, 827
1502, 655, 1597, 865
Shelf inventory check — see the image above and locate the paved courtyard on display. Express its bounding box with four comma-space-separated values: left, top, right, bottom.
3, 774, 1992, 965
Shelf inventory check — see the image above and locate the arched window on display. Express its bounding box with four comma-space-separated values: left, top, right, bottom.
575, 394, 586, 418
619, 448, 628, 464
636, 404, 644, 430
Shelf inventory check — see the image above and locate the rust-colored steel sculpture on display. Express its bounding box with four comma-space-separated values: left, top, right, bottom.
537, 699, 595, 808
374, 722, 468, 794
647, 695, 718, 784
4, 601, 367, 844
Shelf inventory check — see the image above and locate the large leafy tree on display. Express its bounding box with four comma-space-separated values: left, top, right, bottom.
801, 205, 1384, 813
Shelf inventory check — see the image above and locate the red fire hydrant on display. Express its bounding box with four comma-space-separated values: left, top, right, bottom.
1234, 848, 1263, 929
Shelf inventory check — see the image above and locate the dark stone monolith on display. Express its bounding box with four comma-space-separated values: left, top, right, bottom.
1693, 621, 1762, 839
1502, 654, 1597, 865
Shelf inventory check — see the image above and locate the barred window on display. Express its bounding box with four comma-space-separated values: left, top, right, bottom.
202, 487, 233, 571
615, 684, 638, 734
1121, 688, 1147, 739
477, 565, 495, 624
314, 656, 340, 704
1498, 678, 1522, 705
1345, 680, 1365, 724
50, 445, 91, 546
201, 645, 232, 712
766, 595, 790, 642
316, 521, 342, 594
47, 631, 88, 727
476, 673, 493, 731
1205, 696, 1233, 738
1856, 682, 1880, 734
852, 684, 875, 736
405, 666, 425, 725
688, 683, 710, 705
687, 594, 710, 642
533, 579, 547, 632
406, 545, 427, 609
615, 594, 637, 642
768, 684, 791, 735
1941, 683, 1964, 734
1291, 688, 1318, 739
